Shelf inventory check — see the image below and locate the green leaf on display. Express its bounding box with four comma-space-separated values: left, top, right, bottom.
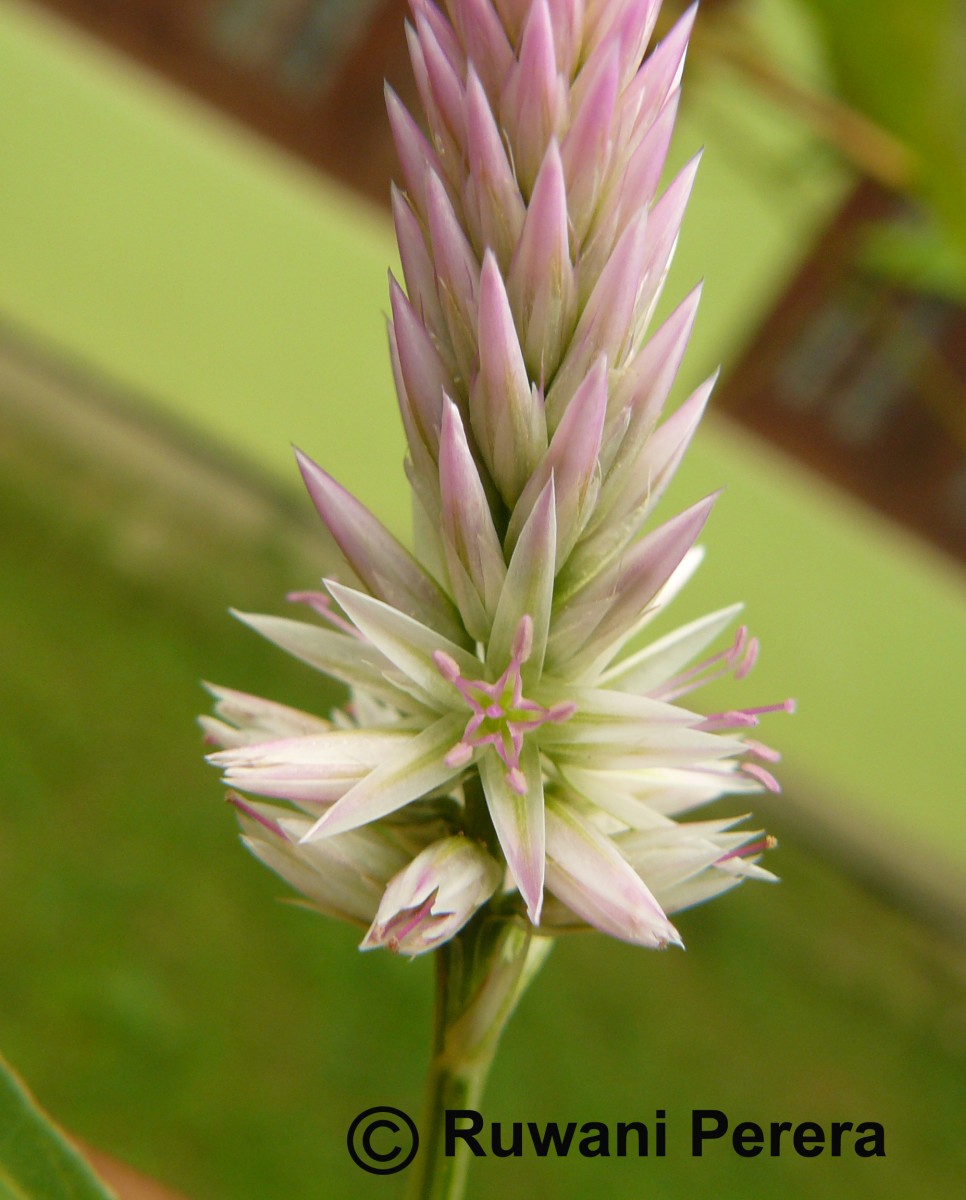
0, 1052, 116, 1200
799, 0, 966, 294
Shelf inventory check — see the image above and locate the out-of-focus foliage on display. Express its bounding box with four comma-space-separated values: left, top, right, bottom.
799, 0, 966, 298
0, 1054, 115, 1200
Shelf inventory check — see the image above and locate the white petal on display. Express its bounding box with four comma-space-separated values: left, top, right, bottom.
234, 611, 420, 712
479, 741, 546, 923
328, 582, 480, 712
301, 713, 467, 840
544, 797, 681, 948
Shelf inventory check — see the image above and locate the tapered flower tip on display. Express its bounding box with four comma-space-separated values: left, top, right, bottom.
500, 0, 566, 193
292, 445, 468, 646
200, 683, 331, 749
505, 352, 607, 561
472, 248, 547, 503
388, 271, 452, 456
361, 837, 502, 956
545, 797, 683, 949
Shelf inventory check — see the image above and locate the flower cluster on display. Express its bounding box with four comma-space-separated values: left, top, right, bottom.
203, 0, 793, 956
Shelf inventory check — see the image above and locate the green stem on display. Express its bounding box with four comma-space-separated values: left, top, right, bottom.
405, 916, 551, 1200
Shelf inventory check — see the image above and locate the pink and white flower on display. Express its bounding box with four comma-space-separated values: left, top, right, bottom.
204, 0, 792, 955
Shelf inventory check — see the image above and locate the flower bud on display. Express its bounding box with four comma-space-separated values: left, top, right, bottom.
362, 837, 503, 957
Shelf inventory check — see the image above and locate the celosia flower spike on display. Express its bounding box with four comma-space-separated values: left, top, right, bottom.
204, 0, 792, 956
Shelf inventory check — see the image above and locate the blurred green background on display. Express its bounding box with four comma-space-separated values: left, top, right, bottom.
1, 0, 964, 1197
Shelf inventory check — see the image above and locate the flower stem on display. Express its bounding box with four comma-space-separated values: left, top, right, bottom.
406, 916, 551, 1200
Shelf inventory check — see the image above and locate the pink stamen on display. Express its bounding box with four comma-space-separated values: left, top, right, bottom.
507, 767, 527, 795
701, 698, 796, 731
743, 738, 781, 763
287, 591, 361, 638
513, 614, 535, 661
741, 762, 782, 793
226, 792, 288, 840
734, 637, 759, 680
433, 650, 462, 682
718, 834, 777, 863
742, 699, 796, 717
650, 625, 752, 702
434, 615, 576, 793
444, 742, 473, 768
700, 710, 760, 731
385, 890, 440, 952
